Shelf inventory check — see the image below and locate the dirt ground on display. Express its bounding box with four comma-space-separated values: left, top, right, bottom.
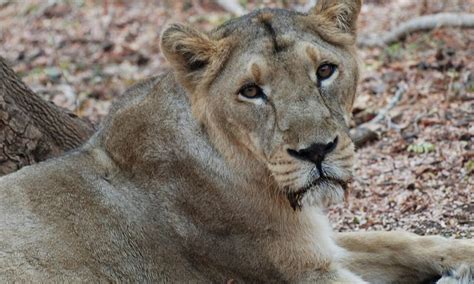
0, 0, 472, 237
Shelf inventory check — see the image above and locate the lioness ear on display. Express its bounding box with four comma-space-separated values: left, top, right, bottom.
160, 24, 229, 92
307, 0, 362, 45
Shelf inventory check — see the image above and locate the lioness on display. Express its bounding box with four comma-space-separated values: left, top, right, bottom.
0, 0, 473, 283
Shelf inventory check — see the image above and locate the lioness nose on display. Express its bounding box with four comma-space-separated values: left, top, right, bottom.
287, 136, 338, 165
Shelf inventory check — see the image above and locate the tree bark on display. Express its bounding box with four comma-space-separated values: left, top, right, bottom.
0, 56, 94, 176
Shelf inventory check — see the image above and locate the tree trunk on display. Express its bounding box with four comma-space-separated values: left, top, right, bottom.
0, 56, 95, 176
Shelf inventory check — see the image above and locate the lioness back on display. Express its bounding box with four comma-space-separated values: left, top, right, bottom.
0, 153, 108, 281
0, 74, 216, 281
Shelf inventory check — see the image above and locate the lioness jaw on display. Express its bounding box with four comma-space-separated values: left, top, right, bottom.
1, 0, 473, 283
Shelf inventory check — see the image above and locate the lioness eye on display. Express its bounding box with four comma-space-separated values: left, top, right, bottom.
316, 64, 336, 80
238, 84, 266, 99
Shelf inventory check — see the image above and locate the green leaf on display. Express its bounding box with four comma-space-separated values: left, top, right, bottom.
407, 142, 435, 154
465, 160, 474, 174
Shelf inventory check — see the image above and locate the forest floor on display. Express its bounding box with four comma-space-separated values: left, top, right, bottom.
0, 0, 472, 238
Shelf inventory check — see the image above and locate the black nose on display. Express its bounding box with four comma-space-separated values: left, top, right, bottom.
287, 136, 338, 165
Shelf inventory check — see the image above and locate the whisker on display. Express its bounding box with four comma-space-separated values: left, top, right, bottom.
272, 169, 298, 176
279, 176, 299, 184
268, 160, 294, 166
328, 153, 353, 162
329, 162, 353, 169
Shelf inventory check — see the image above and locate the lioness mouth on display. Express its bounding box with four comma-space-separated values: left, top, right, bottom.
286, 177, 348, 210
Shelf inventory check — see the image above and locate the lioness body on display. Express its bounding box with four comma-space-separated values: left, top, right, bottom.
1, 2, 473, 283
0, 74, 346, 282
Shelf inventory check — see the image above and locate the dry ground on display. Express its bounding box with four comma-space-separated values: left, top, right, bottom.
0, 0, 472, 237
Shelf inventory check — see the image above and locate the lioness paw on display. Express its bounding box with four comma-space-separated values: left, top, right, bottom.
436, 265, 474, 284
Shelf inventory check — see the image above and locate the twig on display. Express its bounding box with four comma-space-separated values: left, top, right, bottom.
362, 82, 408, 127
358, 13, 474, 47
350, 82, 408, 148
216, 0, 247, 16
350, 127, 378, 149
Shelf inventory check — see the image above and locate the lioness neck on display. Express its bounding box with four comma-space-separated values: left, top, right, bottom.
93, 73, 340, 281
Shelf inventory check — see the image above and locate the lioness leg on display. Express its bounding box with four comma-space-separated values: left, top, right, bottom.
335, 231, 474, 284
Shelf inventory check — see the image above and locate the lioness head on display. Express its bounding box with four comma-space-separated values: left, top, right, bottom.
161, 0, 361, 210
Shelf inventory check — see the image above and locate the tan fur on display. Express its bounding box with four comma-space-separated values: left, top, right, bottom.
0, 1, 472, 283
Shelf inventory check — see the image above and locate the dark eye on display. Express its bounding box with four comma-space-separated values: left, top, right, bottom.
238, 84, 266, 100
316, 64, 337, 81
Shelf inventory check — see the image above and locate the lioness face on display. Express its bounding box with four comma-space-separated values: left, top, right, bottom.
161, 1, 361, 209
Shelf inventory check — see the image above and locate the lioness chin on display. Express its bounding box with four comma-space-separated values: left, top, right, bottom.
0, 0, 473, 283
